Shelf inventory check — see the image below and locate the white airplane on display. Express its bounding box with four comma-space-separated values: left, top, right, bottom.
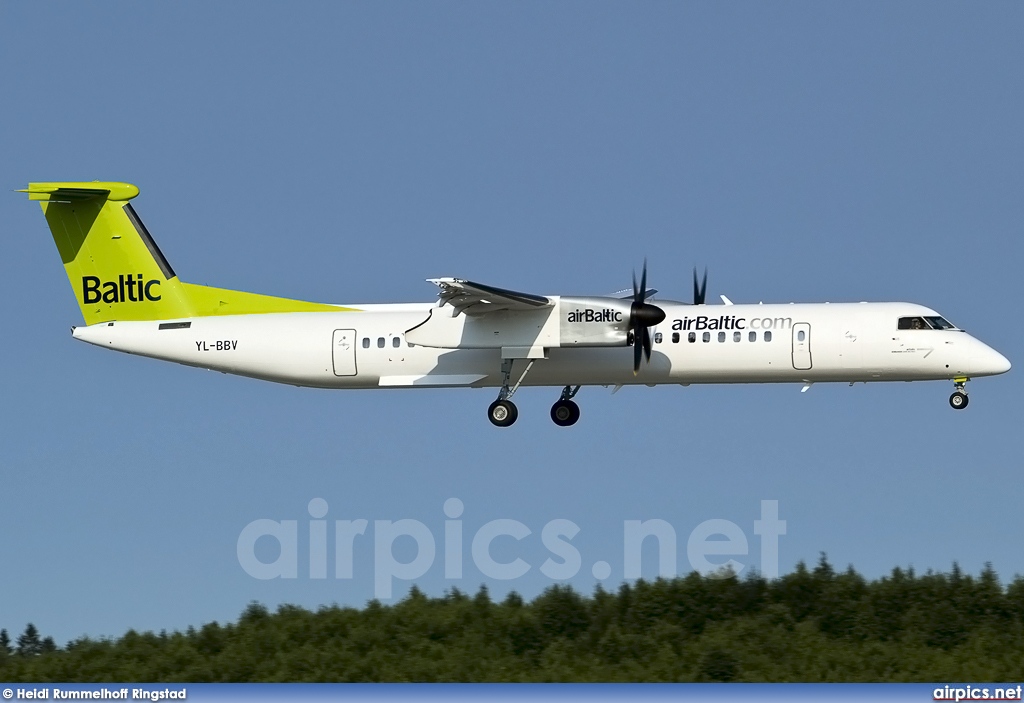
24, 181, 1011, 427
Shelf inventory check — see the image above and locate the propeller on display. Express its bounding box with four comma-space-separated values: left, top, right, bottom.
629, 259, 666, 374
693, 267, 708, 305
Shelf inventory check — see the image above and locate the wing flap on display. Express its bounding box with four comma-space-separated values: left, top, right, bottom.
427, 278, 552, 315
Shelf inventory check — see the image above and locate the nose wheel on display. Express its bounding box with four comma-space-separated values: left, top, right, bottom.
949, 378, 969, 410
949, 392, 969, 410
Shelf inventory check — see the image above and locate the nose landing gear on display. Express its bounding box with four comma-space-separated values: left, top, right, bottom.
949, 378, 969, 410
551, 386, 581, 427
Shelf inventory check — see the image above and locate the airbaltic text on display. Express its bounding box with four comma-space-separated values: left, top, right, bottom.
567, 308, 624, 323
672, 315, 793, 331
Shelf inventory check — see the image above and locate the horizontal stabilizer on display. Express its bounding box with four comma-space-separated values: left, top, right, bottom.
20, 182, 140, 201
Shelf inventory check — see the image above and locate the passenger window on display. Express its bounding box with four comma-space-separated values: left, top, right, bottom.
718, 331, 726, 343
392, 337, 400, 348
654, 332, 663, 344
377, 337, 385, 348
749, 331, 756, 342
671, 332, 680, 343
797, 330, 806, 342
362, 338, 370, 349
765, 331, 772, 342
688, 332, 696, 343
733, 331, 741, 342
702, 331, 710, 343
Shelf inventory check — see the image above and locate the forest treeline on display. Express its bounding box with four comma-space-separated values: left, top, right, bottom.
3, 557, 1024, 682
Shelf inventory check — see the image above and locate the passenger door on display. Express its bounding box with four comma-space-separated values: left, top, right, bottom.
792, 323, 812, 370
332, 329, 358, 376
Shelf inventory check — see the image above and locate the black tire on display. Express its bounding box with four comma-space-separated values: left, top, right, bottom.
488, 399, 518, 427
949, 391, 969, 410
550, 399, 581, 427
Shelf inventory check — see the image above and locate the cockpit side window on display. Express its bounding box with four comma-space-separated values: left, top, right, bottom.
898, 317, 926, 330
898, 316, 956, 330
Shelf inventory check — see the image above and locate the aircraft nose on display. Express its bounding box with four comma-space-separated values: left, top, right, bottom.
972, 345, 1011, 376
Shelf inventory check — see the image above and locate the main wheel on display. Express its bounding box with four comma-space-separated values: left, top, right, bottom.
488, 399, 519, 427
550, 399, 581, 427
949, 391, 969, 410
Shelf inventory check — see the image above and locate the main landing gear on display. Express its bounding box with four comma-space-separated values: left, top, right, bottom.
486, 360, 583, 427
551, 386, 581, 427
487, 358, 535, 427
949, 378, 969, 410
487, 398, 519, 427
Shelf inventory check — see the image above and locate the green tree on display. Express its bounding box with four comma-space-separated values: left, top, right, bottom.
16, 624, 42, 657
698, 648, 740, 682
3, 563, 1024, 682
0, 628, 11, 655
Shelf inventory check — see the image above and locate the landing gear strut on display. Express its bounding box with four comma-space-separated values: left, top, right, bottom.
487, 358, 536, 427
550, 386, 581, 427
949, 378, 969, 410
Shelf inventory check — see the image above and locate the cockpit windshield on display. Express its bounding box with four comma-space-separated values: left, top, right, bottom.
898, 316, 957, 330
924, 316, 956, 330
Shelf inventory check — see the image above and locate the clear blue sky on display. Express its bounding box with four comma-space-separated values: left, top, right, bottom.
1, 2, 1021, 646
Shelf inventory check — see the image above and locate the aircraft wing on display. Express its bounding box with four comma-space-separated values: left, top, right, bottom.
427, 278, 552, 315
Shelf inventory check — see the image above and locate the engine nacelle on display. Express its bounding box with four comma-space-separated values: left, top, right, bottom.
405, 295, 652, 351
557, 297, 634, 347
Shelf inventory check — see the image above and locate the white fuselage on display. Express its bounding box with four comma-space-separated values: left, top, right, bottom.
70, 301, 1011, 390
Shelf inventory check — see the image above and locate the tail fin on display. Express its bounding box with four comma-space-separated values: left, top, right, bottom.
24, 181, 346, 324
25, 182, 195, 324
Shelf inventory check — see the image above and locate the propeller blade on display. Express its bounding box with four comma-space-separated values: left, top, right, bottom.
627, 259, 665, 374
639, 259, 648, 306
693, 266, 708, 305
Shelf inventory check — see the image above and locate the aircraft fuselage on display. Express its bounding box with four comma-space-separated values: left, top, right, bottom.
70, 300, 1010, 390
